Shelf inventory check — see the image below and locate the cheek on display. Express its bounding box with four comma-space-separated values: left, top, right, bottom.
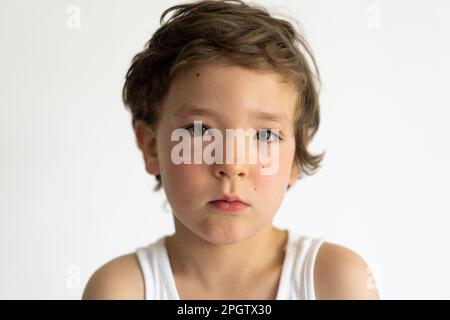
254, 143, 294, 188
164, 162, 206, 188
250, 143, 295, 210
159, 136, 203, 184
251, 172, 287, 205
161, 163, 210, 213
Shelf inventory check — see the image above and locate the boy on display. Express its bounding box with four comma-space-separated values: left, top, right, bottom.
83, 0, 380, 300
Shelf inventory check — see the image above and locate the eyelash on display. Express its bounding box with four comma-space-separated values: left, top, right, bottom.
182, 123, 283, 143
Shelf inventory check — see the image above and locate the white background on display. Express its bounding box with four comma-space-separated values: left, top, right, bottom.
1, 0, 449, 299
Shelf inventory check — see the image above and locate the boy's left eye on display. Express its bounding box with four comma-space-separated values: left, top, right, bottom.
256, 129, 280, 143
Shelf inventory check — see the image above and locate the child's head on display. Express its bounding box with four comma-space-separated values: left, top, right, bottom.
122, 0, 325, 243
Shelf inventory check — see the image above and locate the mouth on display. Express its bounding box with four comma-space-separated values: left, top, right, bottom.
209, 194, 249, 212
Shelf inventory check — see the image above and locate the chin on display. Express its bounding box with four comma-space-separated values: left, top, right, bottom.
198, 225, 252, 245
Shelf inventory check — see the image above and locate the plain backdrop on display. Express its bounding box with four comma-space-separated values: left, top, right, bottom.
1, 0, 449, 299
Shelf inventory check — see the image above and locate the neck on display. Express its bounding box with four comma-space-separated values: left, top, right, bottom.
165, 217, 288, 287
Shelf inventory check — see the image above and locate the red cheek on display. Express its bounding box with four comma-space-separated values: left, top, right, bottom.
167, 162, 206, 182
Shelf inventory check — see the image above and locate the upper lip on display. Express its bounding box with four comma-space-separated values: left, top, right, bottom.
211, 194, 248, 204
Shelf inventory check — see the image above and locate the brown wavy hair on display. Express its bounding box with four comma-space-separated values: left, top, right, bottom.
122, 0, 325, 191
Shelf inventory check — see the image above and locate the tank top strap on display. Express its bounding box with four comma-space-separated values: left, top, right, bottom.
276, 230, 325, 300
136, 236, 180, 300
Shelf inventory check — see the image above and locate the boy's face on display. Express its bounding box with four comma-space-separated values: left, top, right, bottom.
135, 58, 300, 245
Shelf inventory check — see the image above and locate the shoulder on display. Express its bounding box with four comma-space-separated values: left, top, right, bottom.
313, 241, 380, 300
82, 253, 145, 300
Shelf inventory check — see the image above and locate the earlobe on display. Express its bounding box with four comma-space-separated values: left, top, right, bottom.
133, 120, 160, 176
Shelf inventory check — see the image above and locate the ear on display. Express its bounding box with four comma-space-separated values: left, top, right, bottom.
287, 158, 301, 189
133, 120, 160, 176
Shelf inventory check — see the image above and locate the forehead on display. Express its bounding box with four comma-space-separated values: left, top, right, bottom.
160, 59, 299, 125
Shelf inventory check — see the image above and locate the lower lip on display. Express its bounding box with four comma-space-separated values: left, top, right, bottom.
209, 200, 248, 212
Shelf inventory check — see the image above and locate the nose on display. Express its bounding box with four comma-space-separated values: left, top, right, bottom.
211, 128, 252, 180
213, 162, 248, 180
212, 139, 249, 180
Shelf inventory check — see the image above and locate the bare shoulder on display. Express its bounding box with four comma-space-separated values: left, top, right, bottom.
82, 253, 145, 300
314, 242, 380, 300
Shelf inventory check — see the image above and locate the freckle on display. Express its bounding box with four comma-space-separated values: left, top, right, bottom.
196, 73, 200, 77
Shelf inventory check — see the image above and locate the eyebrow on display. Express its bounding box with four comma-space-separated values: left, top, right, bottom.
174, 104, 288, 124
174, 105, 219, 118
251, 110, 288, 124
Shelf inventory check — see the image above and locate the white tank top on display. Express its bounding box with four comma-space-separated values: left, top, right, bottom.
135, 229, 325, 300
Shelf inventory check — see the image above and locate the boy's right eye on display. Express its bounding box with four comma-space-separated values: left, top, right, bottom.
183, 123, 211, 137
